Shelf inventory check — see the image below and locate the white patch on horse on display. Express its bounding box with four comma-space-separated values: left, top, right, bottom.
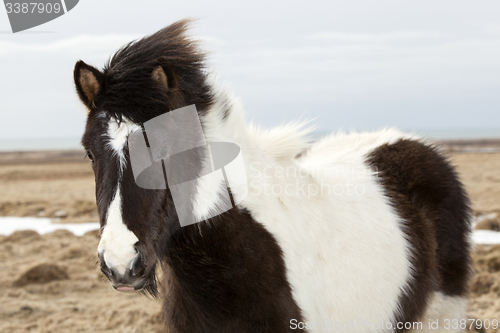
97, 185, 139, 275
412, 293, 467, 332
106, 117, 141, 172
236, 129, 417, 329
200, 84, 424, 331
192, 170, 229, 221
98, 118, 141, 275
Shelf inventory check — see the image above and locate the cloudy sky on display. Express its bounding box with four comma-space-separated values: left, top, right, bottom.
0, 0, 499, 140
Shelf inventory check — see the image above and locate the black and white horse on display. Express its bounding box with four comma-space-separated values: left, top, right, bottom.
74, 20, 472, 332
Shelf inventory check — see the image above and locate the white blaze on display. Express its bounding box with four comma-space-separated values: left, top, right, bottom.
97, 186, 139, 275
107, 117, 141, 170
97, 117, 141, 275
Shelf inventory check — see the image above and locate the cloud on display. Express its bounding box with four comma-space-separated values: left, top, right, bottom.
0, 33, 227, 58
196, 35, 226, 46
0, 34, 142, 57
210, 29, 500, 105
220, 36, 500, 77
473, 21, 500, 35
0, 27, 498, 136
306, 31, 451, 43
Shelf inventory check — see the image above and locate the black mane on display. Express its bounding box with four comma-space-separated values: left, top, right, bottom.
97, 19, 213, 124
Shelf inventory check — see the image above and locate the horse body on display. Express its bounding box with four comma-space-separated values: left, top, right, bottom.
74, 20, 471, 332
195, 89, 471, 332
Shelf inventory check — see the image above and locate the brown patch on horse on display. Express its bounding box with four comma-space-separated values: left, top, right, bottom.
162, 208, 306, 332
367, 139, 472, 332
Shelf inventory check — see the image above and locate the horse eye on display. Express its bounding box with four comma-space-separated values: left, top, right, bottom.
86, 150, 94, 163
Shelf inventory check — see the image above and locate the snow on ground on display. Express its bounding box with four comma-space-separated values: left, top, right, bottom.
472, 230, 500, 245
0, 217, 99, 237
1, 217, 500, 244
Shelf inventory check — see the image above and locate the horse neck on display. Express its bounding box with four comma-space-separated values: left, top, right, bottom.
200, 89, 252, 157
200, 85, 313, 179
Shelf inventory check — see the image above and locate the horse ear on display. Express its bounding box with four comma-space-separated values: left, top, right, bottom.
152, 57, 178, 91
74, 60, 103, 109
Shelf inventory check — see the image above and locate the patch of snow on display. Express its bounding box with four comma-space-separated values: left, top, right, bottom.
0, 217, 499, 244
0, 217, 99, 237
472, 230, 500, 245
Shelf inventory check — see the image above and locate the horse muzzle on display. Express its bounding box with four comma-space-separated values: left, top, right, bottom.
98, 248, 147, 292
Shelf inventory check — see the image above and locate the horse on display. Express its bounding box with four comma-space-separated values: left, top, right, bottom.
73, 19, 472, 332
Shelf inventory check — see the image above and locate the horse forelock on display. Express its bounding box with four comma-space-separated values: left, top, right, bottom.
96, 19, 214, 124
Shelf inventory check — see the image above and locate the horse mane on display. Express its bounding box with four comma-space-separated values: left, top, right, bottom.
107, 19, 204, 72
248, 121, 316, 161
100, 18, 213, 123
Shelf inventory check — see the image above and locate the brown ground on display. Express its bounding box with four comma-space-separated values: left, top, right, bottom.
0, 143, 499, 332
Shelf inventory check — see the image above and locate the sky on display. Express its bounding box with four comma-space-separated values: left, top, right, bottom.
0, 0, 499, 140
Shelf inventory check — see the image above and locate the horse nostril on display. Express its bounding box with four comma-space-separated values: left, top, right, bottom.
131, 250, 145, 277
99, 247, 147, 289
